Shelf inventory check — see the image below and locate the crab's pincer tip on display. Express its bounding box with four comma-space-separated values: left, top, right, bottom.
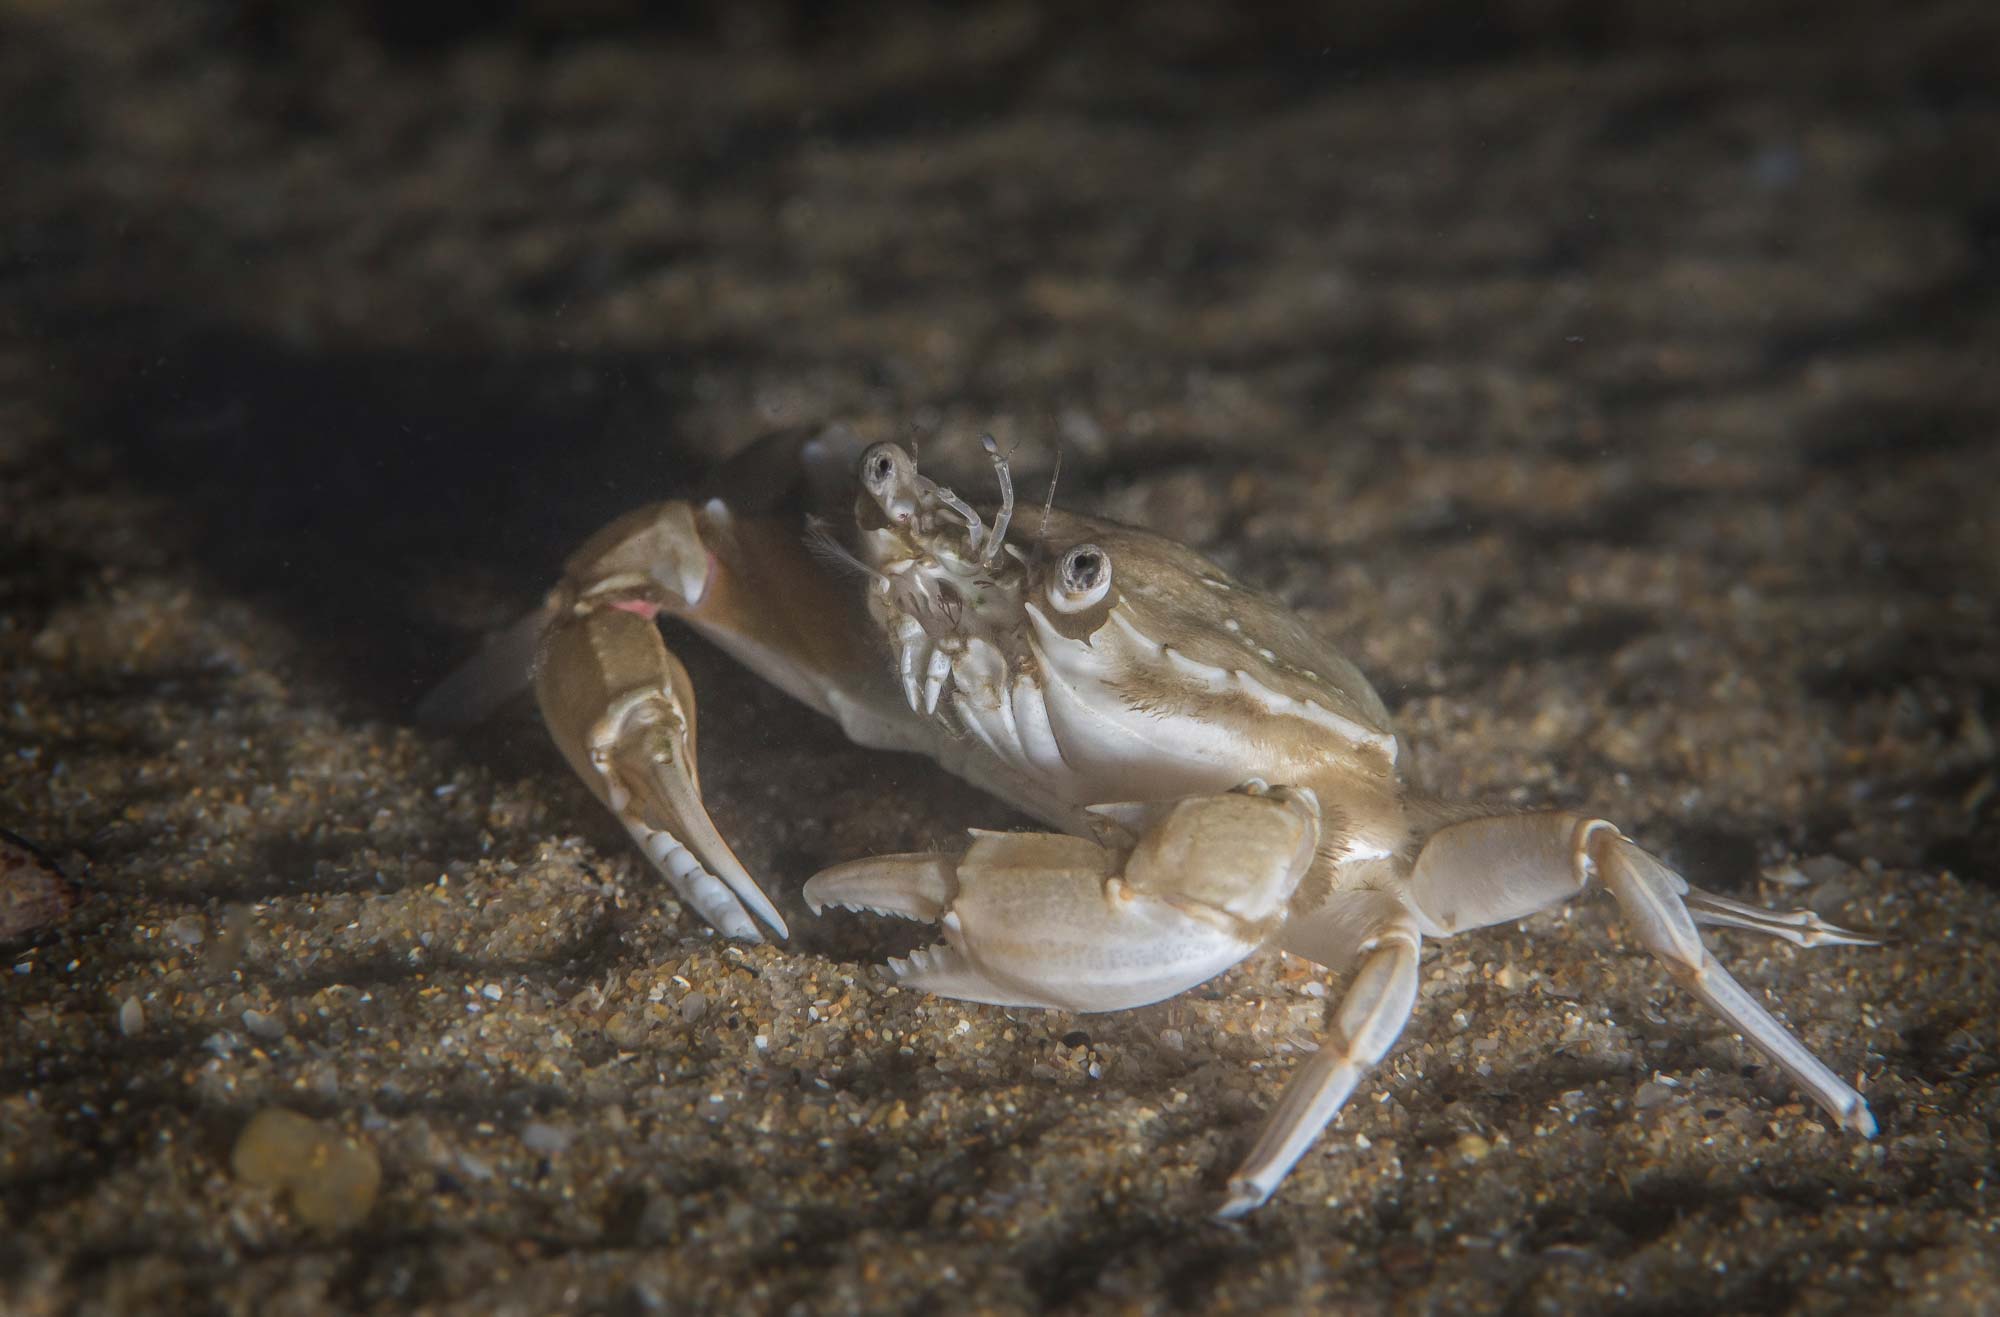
802, 854, 957, 924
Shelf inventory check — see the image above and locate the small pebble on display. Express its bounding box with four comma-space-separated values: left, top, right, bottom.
117, 996, 145, 1037
522, 1121, 573, 1155
243, 1009, 287, 1041
231, 1108, 381, 1230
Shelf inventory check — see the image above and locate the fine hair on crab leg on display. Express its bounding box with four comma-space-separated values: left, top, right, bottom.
1402, 812, 1877, 1136
803, 514, 892, 590
1218, 891, 1422, 1220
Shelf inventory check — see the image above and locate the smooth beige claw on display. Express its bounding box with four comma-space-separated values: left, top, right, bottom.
524, 483, 913, 941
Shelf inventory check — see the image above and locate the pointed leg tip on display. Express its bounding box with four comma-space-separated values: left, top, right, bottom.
1213, 1181, 1267, 1221
1847, 1103, 1878, 1138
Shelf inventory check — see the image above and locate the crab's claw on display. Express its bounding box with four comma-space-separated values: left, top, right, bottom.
424, 426, 969, 942
804, 784, 1320, 1012
535, 593, 787, 941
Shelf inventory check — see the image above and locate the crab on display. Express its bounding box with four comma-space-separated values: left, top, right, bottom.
424, 426, 1883, 1218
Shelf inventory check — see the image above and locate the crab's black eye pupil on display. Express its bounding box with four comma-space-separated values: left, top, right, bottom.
1066, 548, 1104, 590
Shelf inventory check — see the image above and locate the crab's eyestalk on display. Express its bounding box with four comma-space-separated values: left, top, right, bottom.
859, 442, 922, 526
1048, 542, 1112, 613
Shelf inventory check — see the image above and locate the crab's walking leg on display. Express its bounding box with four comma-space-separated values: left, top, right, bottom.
1681, 886, 1885, 949
1586, 826, 1877, 1135
1217, 890, 1422, 1220
1404, 813, 1878, 1138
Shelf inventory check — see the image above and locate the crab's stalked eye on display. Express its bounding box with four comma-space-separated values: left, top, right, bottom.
1049, 543, 1112, 613
859, 442, 919, 521
860, 442, 909, 495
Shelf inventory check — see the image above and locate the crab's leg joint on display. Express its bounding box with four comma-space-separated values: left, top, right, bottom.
1402, 813, 1879, 1140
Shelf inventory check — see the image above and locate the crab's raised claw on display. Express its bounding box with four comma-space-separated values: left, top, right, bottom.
806, 781, 1321, 1017
537, 596, 785, 941
429, 427, 957, 942
1402, 812, 1879, 1138
528, 478, 912, 942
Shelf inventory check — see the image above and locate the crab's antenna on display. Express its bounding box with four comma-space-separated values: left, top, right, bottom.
980, 433, 1016, 566
925, 479, 986, 552
1039, 447, 1062, 533
1024, 445, 1061, 572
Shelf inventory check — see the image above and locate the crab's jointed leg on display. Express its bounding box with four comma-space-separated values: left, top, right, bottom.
1403, 812, 1880, 1136
1216, 889, 1422, 1219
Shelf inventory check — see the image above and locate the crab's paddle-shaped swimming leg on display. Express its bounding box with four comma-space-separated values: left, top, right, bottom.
1403, 813, 1882, 1134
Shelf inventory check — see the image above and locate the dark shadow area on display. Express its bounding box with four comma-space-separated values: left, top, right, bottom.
70, 322, 722, 718
212, 0, 1937, 84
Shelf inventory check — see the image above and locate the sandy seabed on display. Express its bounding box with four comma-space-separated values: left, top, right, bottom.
3, 3, 1997, 1312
